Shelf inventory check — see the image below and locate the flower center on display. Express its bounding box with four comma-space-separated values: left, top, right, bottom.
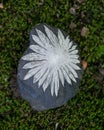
47, 48, 68, 67
50, 53, 60, 65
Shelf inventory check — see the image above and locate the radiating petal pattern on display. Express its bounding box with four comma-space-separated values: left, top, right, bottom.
21, 25, 81, 96
44, 25, 58, 46
58, 29, 65, 46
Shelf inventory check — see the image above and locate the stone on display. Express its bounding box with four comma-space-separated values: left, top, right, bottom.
0, 3, 3, 9
76, 0, 86, 4
69, 22, 77, 29
81, 27, 89, 37
69, 7, 76, 15
17, 23, 83, 111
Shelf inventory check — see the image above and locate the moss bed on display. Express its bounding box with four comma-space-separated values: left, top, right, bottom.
0, 0, 104, 130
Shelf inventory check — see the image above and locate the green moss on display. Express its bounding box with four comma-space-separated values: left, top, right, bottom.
0, 0, 104, 129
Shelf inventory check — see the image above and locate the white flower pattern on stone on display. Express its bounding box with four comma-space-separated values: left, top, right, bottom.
22, 25, 81, 96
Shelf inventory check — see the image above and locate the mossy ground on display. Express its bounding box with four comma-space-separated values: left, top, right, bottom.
0, 0, 104, 130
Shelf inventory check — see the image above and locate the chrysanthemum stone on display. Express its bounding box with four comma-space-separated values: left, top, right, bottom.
17, 23, 83, 111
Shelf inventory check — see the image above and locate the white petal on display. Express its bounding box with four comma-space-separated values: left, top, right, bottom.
32, 34, 44, 47
69, 55, 79, 59
23, 66, 41, 80
38, 68, 50, 87
42, 73, 53, 91
69, 45, 77, 51
33, 64, 47, 83
69, 62, 81, 70
22, 53, 36, 61
36, 29, 51, 48
68, 58, 80, 64
68, 41, 73, 49
51, 76, 55, 96
22, 53, 46, 61
58, 69, 64, 86
64, 36, 70, 48
44, 25, 58, 46
54, 79, 59, 96
53, 71, 59, 96
58, 29, 65, 46
60, 67, 72, 85
42, 80, 49, 92
69, 50, 78, 55
65, 64, 78, 78
64, 65, 76, 82
23, 61, 43, 69
42, 81, 48, 92
29, 45, 46, 55
69, 73, 76, 82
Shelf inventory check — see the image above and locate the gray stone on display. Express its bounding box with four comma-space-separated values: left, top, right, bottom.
17, 23, 83, 111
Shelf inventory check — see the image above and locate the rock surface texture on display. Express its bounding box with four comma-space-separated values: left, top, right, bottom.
17, 23, 83, 111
